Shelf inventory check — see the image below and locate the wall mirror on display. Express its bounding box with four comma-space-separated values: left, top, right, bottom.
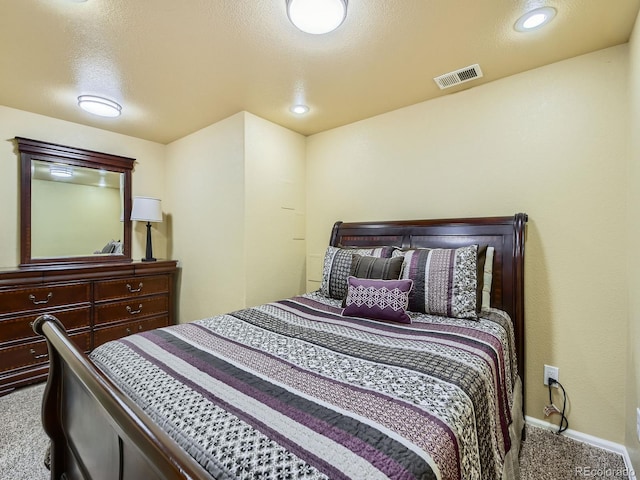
17, 137, 135, 266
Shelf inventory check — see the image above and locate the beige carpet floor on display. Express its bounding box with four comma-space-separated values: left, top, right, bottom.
520, 422, 630, 479
0, 382, 632, 480
0, 384, 49, 480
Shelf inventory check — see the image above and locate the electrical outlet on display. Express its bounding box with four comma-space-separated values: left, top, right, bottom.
637, 408, 640, 442
543, 364, 559, 387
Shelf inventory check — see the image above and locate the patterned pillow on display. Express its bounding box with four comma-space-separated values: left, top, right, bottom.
399, 245, 479, 319
320, 246, 394, 300
342, 276, 413, 324
395, 244, 486, 314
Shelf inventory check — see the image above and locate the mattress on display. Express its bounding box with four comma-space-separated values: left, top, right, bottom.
90, 291, 519, 480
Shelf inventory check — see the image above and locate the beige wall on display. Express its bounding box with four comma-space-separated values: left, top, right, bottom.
627, 8, 640, 473
244, 112, 307, 306
0, 105, 167, 268
165, 113, 247, 321
306, 45, 629, 443
165, 112, 307, 323
31, 179, 121, 257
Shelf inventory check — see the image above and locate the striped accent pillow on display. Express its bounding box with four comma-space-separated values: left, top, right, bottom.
321, 246, 394, 300
399, 245, 479, 319
350, 255, 403, 280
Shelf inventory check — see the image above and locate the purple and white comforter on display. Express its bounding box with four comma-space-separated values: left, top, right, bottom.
90, 292, 518, 480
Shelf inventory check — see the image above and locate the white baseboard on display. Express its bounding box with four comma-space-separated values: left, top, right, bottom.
525, 416, 637, 480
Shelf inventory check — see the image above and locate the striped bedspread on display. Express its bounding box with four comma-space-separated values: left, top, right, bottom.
90, 292, 518, 480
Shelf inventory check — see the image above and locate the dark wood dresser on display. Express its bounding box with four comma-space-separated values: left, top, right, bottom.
0, 260, 178, 396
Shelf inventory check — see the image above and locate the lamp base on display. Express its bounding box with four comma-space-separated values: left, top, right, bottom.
142, 222, 156, 263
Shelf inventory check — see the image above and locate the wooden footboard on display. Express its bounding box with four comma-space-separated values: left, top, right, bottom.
33, 314, 212, 480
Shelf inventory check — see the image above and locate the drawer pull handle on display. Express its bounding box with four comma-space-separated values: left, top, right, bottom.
127, 282, 143, 293
126, 328, 132, 335
138, 325, 143, 331
126, 304, 143, 315
30, 348, 48, 360
29, 292, 53, 305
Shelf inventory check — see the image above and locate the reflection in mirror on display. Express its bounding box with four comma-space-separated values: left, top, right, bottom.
31, 160, 125, 259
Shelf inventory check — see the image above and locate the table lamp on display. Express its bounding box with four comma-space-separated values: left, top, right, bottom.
130, 196, 163, 262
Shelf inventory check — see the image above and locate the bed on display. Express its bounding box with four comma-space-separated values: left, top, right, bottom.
34, 213, 528, 480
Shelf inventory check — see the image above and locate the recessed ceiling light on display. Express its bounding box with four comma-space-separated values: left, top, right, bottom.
514, 7, 556, 32
291, 104, 310, 115
77, 95, 122, 117
286, 0, 347, 35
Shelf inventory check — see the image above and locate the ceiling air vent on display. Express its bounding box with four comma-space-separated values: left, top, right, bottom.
434, 64, 483, 90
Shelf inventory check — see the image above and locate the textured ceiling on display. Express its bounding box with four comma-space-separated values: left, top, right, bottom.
1, 0, 638, 144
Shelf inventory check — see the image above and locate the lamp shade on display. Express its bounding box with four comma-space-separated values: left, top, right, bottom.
130, 197, 163, 223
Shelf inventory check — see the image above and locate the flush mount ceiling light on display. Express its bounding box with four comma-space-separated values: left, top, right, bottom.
286, 0, 347, 34
514, 7, 556, 32
291, 104, 310, 114
77, 95, 122, 117
50, 165, 73, 178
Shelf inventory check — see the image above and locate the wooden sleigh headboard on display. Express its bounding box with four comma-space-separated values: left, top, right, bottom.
34, 213, 527, 480
329, 213, 528, 380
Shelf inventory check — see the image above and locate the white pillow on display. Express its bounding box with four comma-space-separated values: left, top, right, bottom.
482, 247, 494, 310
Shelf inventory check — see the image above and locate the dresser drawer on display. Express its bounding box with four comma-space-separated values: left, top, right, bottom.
93, 316, 169, 349
0, 332, 90, 373
94, 275, 169, 302
0, 282, 90, 316
0, 307, 91, 345
94, 296, 168, 326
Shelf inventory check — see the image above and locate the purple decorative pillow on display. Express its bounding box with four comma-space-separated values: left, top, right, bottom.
342, 276, 413, 324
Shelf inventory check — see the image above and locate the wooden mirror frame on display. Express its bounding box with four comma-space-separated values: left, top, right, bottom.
16, 137, 135, 267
